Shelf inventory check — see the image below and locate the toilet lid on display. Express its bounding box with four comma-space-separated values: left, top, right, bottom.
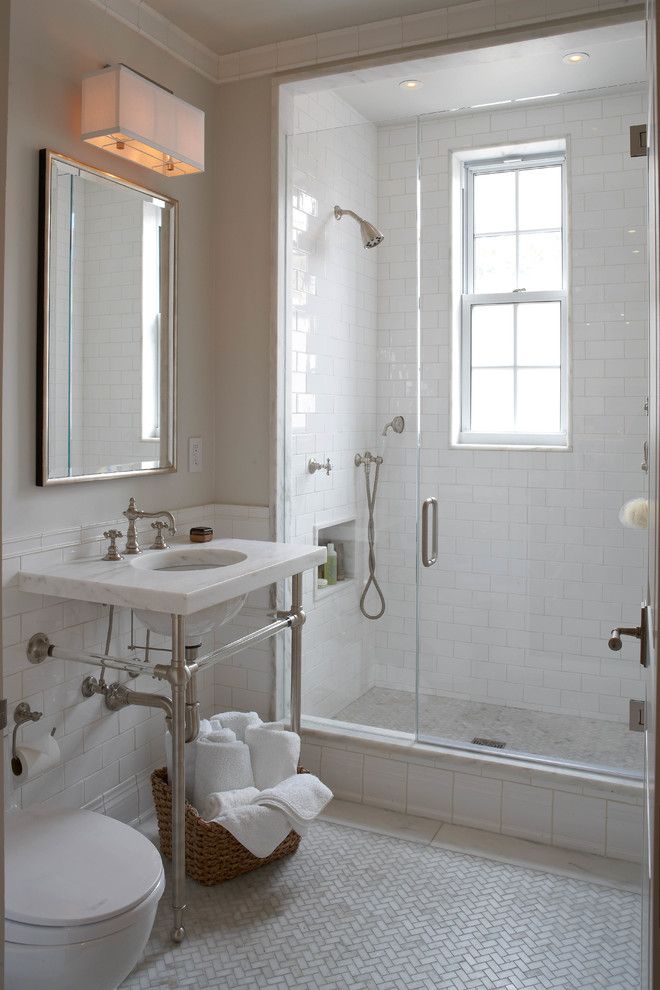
5, 807, 164, 926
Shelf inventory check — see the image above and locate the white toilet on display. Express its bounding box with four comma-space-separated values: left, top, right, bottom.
5, 806, 165, 990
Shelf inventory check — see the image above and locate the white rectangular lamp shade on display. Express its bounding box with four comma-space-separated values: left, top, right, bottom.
81, 65, 204, 176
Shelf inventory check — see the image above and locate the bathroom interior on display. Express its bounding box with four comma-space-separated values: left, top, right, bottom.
0, 0, 657, 988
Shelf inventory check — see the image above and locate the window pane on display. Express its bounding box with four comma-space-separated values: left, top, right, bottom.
471, 305, 514, 366
516, 368, 561, 432
474, 235, 516, 292
471, 369, 514, 432
473, 171, 516, 234
518, 231, 562, 290
518, 166, 562, 231
516, 302, 561, 366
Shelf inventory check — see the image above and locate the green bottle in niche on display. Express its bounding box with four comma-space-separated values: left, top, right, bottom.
325, 543, 338, 585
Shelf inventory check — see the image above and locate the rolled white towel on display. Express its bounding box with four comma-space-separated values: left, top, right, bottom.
254, 773, 332, 829
619, 497, 648, 529
212, 710, 260, 742
204, 786, 260, 821
165, 718, 213, 802
245, 723, 301, 789
214, 804, 296, 858
192, 730, 254, 812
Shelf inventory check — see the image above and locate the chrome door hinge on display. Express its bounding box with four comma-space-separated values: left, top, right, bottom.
630, 124, 648, 158
629, 699, 646, 732
0, 698, 7, 731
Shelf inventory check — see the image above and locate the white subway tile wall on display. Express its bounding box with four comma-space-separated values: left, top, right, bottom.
3, 504, 272, 817
287, 91, 383, 720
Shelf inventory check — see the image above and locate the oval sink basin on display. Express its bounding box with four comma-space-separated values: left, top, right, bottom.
132, 548, 247, 572
132, 547, 248, 642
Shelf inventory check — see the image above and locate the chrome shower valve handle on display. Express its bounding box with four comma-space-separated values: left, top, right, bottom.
309, 458, 332, 476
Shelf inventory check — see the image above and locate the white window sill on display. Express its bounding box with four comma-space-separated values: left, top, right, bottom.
455, 432, 570, 452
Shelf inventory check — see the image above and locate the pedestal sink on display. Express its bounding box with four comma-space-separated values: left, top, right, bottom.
132, 548, 249, 642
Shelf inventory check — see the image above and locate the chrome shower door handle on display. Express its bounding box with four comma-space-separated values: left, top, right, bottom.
422, 497, 438, 568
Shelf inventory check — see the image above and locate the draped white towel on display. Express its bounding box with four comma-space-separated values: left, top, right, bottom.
212, 710, 260, 742
253, 773, 333, 828
204, 786, 260, 821
245, 723, 301, 789
165, 717, 213, 803
214, 804, 295, 858
192, 730, 254, 812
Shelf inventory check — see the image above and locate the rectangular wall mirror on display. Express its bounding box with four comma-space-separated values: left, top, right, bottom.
37, 149, 177, 485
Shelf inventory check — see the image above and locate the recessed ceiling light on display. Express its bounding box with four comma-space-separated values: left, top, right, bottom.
399, 79, 422, 90
563, 51, 590, 64
628, 228, 637, 234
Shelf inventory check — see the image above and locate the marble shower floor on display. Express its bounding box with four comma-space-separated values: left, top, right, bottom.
334, 687, 643, 773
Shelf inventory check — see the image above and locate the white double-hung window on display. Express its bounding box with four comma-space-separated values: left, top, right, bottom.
456, 142, 568, 447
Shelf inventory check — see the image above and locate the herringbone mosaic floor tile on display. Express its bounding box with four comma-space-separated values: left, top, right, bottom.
121, 821, 641, 990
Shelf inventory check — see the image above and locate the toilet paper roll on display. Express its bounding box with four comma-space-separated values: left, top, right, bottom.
11, 734, 60, 781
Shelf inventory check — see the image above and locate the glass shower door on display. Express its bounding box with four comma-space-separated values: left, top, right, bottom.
415, 100, 649, 776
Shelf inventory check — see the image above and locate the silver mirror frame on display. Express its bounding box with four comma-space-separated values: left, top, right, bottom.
37, 149, 178, 486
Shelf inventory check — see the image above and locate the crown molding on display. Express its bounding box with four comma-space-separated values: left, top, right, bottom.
89, 0, 643, 87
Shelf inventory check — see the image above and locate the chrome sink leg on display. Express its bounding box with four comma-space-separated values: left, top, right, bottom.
290, 573, 304, 735
170, 614, 187, 944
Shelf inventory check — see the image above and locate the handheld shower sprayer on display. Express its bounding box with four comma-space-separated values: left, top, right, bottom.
334, 205, 384, 249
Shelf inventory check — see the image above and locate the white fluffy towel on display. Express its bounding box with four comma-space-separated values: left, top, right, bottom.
212, 710, 260, 742
165, 718, 213, 802
204, 786, 260, 821
254, 773, 333, 829
245, 723, 301, 790
619, 497, 649, 529
192, 730, 254, 812
215, 805, 294, 859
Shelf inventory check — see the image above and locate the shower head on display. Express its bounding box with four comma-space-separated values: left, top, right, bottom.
334, 205, 384, 249
382, 416, 405, 436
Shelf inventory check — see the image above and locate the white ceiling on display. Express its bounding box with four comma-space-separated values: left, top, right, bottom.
144, 0, 446, 55
322, 22, 645, 123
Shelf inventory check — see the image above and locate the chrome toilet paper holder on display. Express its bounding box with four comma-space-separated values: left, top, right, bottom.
11, 701, 53, 776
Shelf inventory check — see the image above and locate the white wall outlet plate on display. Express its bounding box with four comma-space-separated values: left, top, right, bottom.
189, 436, 202, 472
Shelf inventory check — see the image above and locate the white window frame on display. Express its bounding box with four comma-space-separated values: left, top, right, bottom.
456, 146, 569, 449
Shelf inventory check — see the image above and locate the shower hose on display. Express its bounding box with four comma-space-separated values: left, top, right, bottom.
359, 455, 386, 620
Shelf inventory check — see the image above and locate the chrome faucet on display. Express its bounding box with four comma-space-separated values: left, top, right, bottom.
122, 497, 176, 554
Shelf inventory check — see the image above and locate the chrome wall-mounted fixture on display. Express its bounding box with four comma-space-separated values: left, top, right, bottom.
308, 458, 332, 476
81, 64, 205, 176
334, 205, 384, 248
11, 702, 48, 776
382, 415, 405, 436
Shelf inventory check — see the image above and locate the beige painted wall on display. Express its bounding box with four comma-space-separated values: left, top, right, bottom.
3, 0, 218, 538
213, 76, 273, 508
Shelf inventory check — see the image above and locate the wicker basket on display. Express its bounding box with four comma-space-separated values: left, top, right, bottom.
151, 766, 305, 885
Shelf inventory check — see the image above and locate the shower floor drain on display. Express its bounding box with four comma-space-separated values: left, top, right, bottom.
472, 737, 506, 749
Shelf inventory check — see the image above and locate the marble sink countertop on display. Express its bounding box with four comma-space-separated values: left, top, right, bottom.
18, 537, 326, 615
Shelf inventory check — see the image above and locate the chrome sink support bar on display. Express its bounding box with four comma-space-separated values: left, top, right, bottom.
25, 571, 307, 943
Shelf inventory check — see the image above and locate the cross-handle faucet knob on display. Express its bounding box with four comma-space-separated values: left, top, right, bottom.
150, 520, 171, 550
103, 529, 124, 561
308, 458, 332, 476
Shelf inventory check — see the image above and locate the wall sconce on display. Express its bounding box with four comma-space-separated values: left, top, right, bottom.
81, 64, 204, 176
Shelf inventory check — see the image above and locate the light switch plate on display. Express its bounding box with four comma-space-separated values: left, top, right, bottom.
189, 437, 202, 473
